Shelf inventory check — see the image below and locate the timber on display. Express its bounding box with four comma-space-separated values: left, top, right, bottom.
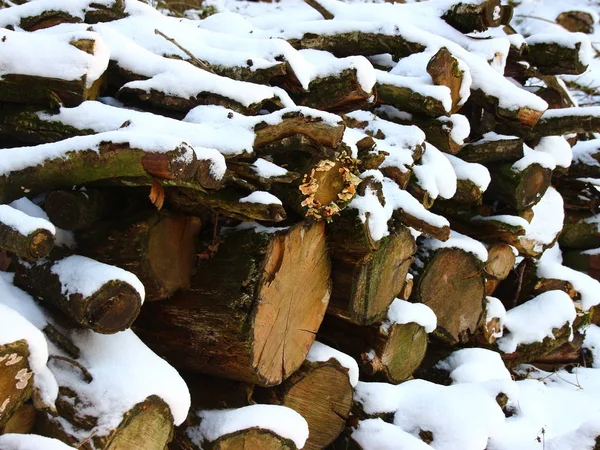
134, 221, 331, 386
0, 340, 34, 430
0, 215, 54, 260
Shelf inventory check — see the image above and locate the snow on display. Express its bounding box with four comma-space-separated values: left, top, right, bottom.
444, 154, 491, 191
0, 204, 55, 236
412, 143, 457, 200
251, 158, 288, 178
436, 348, 512, 384
238, 191, 282, 205
0, 28, 108, 89
583, 324, 600, 368
376, 70, 453, 113
485, 297, 507, 339
0, 434, 74, 450
534, 136, 572, 169
572, 139, 600, 167
0, 303, 58, 409
306, 341, 359, 387
50, 255, 146, 302
382, 298, 437, 333
0, 131, 197, 176
438, 114, 470, 145
421, 230, 488, 262
189, 404, 309, 449
537, 244, 600, 311
496, 291, 576, 354
352, 419, 433, 450
520, 187, 565, 251
512, 144, 556, 172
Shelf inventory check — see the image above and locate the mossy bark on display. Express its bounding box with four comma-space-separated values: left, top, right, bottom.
0, 218, 54, 260
0, 340, 34, 429
458, 136, 524, 164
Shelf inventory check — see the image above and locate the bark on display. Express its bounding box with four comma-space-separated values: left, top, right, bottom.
458, 136, 524, 164
524, 40, 589, 76
559, 215, 600, 250
0, 402, 36, 435
0, 216, 54, 260
562, 250, 600, 281
0, 138, 208, 204
501, 323, 574, 367
75, 210, 202, 301
44, 189, 112, 231
411, 247, 485, 345
286, 31, 426, 61
9, 0, 125, 31
134, 221, 331, 386
37, 394, 174, 450
254, 358, 353, 450
319, 314, 428, 384
470, 88, 545, 131
556, 11, 595, 34
442, 0, 511, 33
0, 340, 34, 429
533, 107, 600, 136
14, 258, 142, 334
485, 162, 552, 212
568, 145, 600, 179
328, 225, 416, 325
376, 81, 449, 118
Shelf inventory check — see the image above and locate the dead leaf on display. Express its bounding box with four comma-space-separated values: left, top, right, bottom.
149, 179, 165, 210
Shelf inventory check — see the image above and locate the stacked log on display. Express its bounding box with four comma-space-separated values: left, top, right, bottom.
1, 0, 600, 448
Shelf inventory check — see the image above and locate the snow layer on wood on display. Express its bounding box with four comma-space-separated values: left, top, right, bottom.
541, 105, 600, 119
439, 114, 470, 145
41, 101, 251, 158
224, 222, 289, 235
299, 49, 376, 93
486, 297, 506, 339
534, 136, 572, 169
520, 187, 564, 251
436, 348, 511, 385
238, 191, 282, 205
0, 0, 116, 28
0, 303, 58, 408
376, 70, 452, 113
190, 404, 309, 449
306, 341, 359, 387
473, 214, 529, 230
496, 291, 576, 354
445, 154, 491, 191
9, 198, 73, 248
0, 204, 55, 236
583, 324, 600, 368
50, 255, 146, 302
537, 244, 600, 310
355, 379, 506, 450
512, 144, 556, 172
382, 298, 437, 333
413, 143, 457, 200
348, 174, 449, 242
252, 158, 288, 178
525, 32, 592, 67
351, 418, 432, 450
0, 433, 74, 450
0, 28, 108, 89
86, 24, 294, 109
421, 230, 488, 262
572, 139, 600, 167
0, 131, 196, 176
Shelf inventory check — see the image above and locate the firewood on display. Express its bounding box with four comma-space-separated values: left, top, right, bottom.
559, 213, 600, 249
75, 210, 202, 301
411, 240, 486, 345
14, 255, 143, 334
0, 0, 125, 31
254, 355, 354, 450
556, 10, 595, 34
44, 190, 112, 231
318, 311, 428, 384
0, 133, 216, 204
562, 249, 600, 281
524, 35, 590, 76
426, 47, 467, 113
0, 205, 55, 259
458, 135, 524, 164
0, 340, 34, 429
484, 243, 516, 281
134, 221, 331, 386
327, 224, 416, 325
442, 0, 511, 33
533, 106, 600, 136
0, 403, 36, 435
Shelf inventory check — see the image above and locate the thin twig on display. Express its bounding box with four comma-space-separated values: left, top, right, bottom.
49, 355, 93, 384
514, 14, 557, 25
303, 0, 334, 20
154, 28, 214, 73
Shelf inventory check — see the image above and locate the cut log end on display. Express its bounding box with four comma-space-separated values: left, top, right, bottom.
252, 221, 331, 385
85, 281, 142, 334
376, 322, 428, 384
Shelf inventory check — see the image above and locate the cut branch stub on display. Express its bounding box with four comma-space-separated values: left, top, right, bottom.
14, 256, 143, 334
411, 247, 485, 345
0, 340, 34, 429
254, 358, 353, 450
426, 47, 465, 113
134, 221, 331, 386
0, 206, 54, 260
75, 210, 202, 301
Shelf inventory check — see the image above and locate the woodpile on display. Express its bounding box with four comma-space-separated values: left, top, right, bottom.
1, 0, 600, 448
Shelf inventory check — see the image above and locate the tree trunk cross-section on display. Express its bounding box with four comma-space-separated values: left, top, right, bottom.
0, 340, 34, 430
134, 221, 331, 386
412, 247, 485, 345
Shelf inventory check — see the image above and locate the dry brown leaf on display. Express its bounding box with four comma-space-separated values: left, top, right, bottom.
149, 179, 165, 210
